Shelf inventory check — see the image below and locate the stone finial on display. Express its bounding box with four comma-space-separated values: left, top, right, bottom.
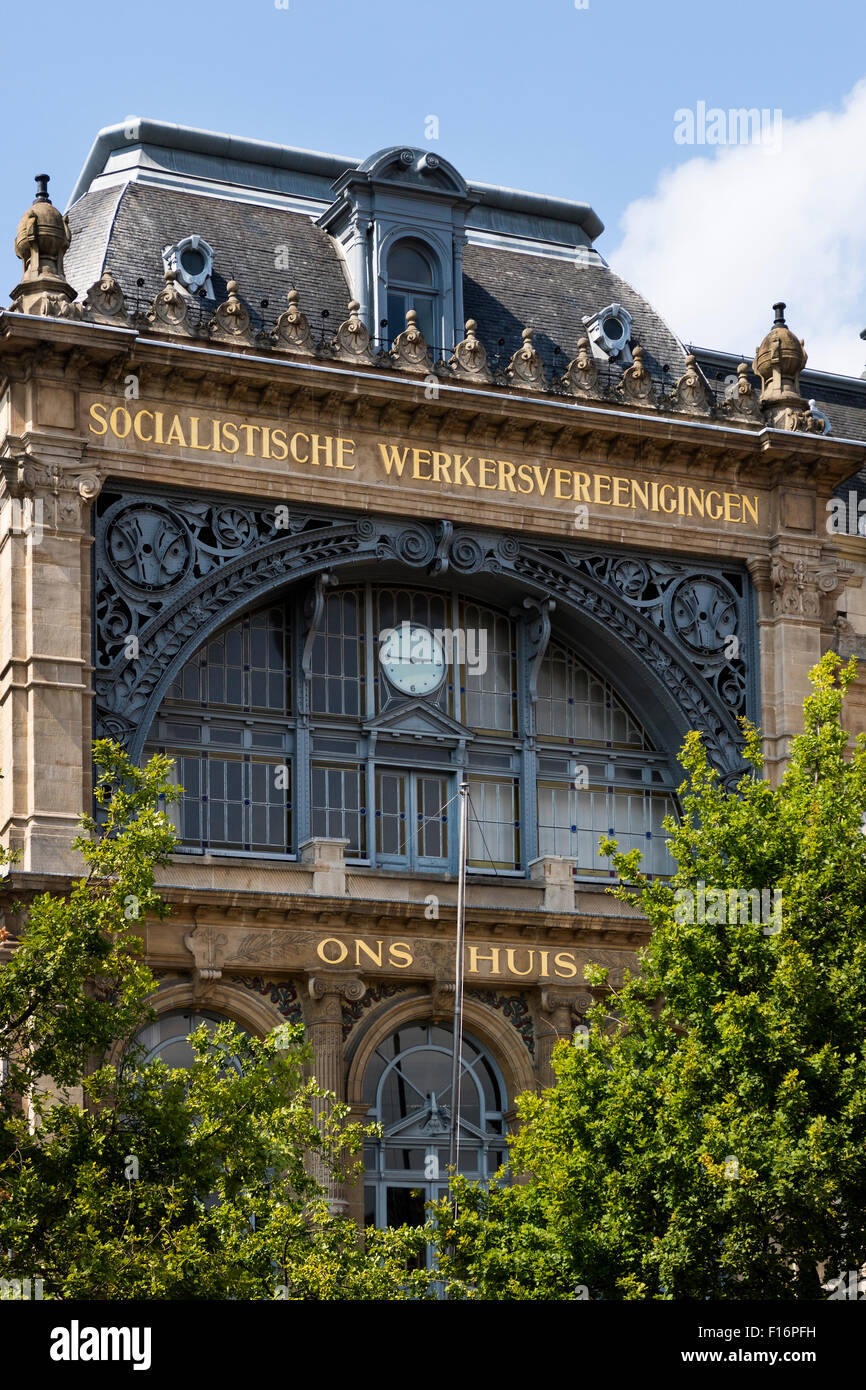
724, 361, 762, 423
617, 344, 657, 408
390, 307, 433, 374
670, 353, 713, 416
753, 302, 812, 428
147, 269, 194, 335
508, 327, 547, 391
10, 173, 81, 317
271, 288, 314, 355
332, 299, 375, 364
209, 279, 255, 346
83, 270, 129, 326
450, 318, 492, 382
562, 336, 600, 398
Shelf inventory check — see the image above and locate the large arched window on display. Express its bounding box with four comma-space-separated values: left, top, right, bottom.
362, 1022, 508, 1232
144, 582, 677, 880
386, 239, 439, 348
132, 1009, 243, 1071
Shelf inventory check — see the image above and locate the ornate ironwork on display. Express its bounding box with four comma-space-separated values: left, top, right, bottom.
93, 487, 757, 776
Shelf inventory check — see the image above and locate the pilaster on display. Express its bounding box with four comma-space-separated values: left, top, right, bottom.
0, 442, 101, 873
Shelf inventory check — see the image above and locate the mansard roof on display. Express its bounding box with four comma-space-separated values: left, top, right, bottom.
47, 117, 866, 451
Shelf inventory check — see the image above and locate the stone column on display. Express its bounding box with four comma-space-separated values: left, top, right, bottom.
305, 971, 365, 1211
537, 988, 594, 1088
0, 447, 101, 873
748, 551, 850, 785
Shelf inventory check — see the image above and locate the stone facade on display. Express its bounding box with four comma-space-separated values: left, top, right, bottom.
2, 126, 865, 1224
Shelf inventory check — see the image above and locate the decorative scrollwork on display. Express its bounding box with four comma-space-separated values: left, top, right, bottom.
93, 488, 754, 776
106, 504, 192, 589
449, 534, 484, 572
394, 525, 436, 567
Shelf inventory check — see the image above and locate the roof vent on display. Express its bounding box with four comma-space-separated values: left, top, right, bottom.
161, 234, 215, 296
582, 302, 633, 362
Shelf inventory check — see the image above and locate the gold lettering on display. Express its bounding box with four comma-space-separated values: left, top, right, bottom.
154, 411, 164, 445
553, 951, 578, 979
498, 459, 517, 492
431, 451, 452, 484
412, 448, 433, 481
631, 479, 649, 510
478, 458, 498, 490
310, 433, 333, 467
270, 428, 288, 461
389, 941, 413, 969
685, 485, 704, 517
649, 480, 660, 512
260, 426, 271, 460
593, 474, 612, 504
88, 401, 108, 436
537, 949, 550, 976
210, 418, 221, 452
532, 464, 553, 497
290, 431, 309, 464
336, 437, 356, 470
659, 483, 677, 514
612, 476, 630, 507
742, 494, 759, 525
239, 424, 259, 457
505, 947, 535, 977
354, 939, 384, 968
219, 420, 238, 454
133, 409, 153, 443
724, 491, 741, 523
516, 462, 535, 495
467, 945, 501, 974
452, 454, 476, 487
165, 414, 187, 448
705, 490, 723, 520
316, 937, 348, 965
378, 443, 409, 476
189, 416, 210, 451
110, 406, 132, 439
554, 468, 573, 501
573, 471, 591, 502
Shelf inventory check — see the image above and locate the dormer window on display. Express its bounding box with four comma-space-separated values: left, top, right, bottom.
386, 239, 438, 348
583, 302, 633, 362
162, 235, 215, 296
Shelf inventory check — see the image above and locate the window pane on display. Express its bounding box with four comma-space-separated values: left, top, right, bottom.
311, 764, 366, 855
467, 778, 519, 869
388, 243, 433, 285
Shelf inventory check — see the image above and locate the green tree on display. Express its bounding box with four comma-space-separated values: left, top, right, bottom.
431, 653, 866, 1300
0, 742, 426, 1299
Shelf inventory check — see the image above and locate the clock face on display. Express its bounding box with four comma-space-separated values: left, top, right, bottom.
379, 623, 447, 696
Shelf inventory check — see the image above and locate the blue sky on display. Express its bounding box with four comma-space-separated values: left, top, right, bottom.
3, 0, 866, 375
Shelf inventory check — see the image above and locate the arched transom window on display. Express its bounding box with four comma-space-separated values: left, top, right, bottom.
143, 583, 677, 879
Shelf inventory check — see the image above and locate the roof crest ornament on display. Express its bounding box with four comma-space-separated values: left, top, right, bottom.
332, 300, 376, 365
450, 319, 492, 383
508, 327, 547, 391
271, 288, 314, 356
390, 308, 433, 375
209, 280, 256, 346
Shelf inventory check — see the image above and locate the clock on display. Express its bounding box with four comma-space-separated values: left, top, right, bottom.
379, 622, 447, 696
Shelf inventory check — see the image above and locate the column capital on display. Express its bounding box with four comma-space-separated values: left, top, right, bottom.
0, 443, 102, 533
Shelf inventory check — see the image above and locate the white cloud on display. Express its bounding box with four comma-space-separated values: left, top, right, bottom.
610, 81, 866, 379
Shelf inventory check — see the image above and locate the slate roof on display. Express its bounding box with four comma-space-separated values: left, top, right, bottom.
62, 170, 866, 451
66, 183, 351, 337
463, 243, 687, 381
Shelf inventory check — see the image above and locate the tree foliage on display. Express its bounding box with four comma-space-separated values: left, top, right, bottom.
0, 742, 427, 1299
432, 653, 866, 1299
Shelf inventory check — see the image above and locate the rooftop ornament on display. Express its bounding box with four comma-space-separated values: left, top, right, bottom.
753, 302, 825, 432
10, 174, 81, 318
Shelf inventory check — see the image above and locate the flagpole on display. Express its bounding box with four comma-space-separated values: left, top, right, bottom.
448, 780, 469, 1176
